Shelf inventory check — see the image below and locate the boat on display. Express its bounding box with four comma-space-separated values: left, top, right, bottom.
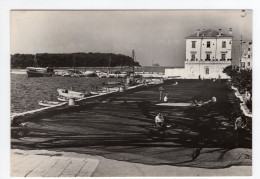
26, 67, 55, 77
38, 100, 61, 107
57, 95, 82, 101
67, 69, 85, 77
156, 103, 192, 107
57, 88, 90, 99
106, 81, 122, 86
26, 54, 54, 77
90, 91, 99, 95
83, 71, 98, 77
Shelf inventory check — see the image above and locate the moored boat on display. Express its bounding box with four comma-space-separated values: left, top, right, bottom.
83, 71, 98, 77
57, 88, 90, 99
38, 100, 61, 107
26, 54, 55, 77
26, 67, 54, 77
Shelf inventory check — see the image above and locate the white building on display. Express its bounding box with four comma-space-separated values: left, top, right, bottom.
165, 28, 233, 79
240, 41, 252, 70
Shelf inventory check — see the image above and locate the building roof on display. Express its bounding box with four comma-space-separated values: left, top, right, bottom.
186, 29, 233, 38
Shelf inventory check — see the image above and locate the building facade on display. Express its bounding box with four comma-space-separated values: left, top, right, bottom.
165, 28, 233, 79
240, 41, 252, 70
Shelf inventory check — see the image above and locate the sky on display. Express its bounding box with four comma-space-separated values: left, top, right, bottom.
10, 10, 252, 67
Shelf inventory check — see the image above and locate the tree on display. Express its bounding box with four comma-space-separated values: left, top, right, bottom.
223, 65, 252, 101
10, 52, 141, 68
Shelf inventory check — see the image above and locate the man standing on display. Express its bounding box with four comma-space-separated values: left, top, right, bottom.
234, 116, 247, 147
159, 86, 164, 101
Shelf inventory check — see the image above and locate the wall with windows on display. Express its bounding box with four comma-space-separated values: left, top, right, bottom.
183, 61, 231, 79
186, 38, 232, 62
165, 61, 231, 79
240, 42, 252, 70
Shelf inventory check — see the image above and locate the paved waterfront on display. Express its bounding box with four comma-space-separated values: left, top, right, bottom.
11, 79, 252, 175
10, 149, 251, 177
11, 149, 99, 177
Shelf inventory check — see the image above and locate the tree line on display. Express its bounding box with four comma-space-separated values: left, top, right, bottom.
11, 52, 140, 69
223, 65, 252, 110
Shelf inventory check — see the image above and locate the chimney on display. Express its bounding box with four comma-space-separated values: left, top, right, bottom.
229, 28, 233, 35
197, 29, 200, 37
218, 29, 222, 36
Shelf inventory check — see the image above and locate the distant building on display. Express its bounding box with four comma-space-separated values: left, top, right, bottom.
240, 41, 252, 70
165, 28, 233, 79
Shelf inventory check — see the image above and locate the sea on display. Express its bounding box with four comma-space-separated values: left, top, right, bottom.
10, 66, 172, 114
11, 73, 122, 114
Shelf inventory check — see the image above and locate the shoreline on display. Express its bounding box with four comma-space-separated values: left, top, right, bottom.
11, 83, 146, 124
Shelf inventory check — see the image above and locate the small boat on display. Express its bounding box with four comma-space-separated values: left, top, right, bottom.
38, 100, 61, 107
83, 71, 98, 77
57, 88, 90, 99
57, 95, 69, 101
57, 95, 81, 101
106, 81, 122, 85
156, 103, 192, 107
26, 67, 54, 77
26, 54, 54, 77
90, 91, 99, 95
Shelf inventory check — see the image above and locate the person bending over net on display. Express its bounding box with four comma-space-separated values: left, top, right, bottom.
155, 113, 171, 134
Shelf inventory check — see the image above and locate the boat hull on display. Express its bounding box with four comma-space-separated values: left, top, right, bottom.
26, 67, 54, 77
57, 88, 89, 99
38, 100, 61, 107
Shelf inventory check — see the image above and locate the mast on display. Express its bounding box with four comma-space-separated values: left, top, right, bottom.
132, 49, 135, 75
108, 56, 111, 74
33, 54, 37, 67
72, 55, 76, 72
84, 54, 87, 72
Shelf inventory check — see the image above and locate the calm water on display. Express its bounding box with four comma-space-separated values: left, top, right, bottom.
11, 74, 122, 113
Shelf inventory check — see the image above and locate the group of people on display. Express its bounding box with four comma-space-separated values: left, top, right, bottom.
159, 86, 168, 102
156, 84, 248, 140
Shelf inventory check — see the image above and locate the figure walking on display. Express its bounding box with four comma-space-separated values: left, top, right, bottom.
159, 86, 164, 101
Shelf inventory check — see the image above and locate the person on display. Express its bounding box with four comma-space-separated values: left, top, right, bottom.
155, 113, 166, 133
158, 86, 165, 100
163, 94, 168, 102
235, 116, 247, 130
218, 74, 221, 82
234, 116, 248, 147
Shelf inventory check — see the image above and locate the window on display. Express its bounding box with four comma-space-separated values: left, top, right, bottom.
248, 55, 251, 58
192, 41, 196, 48
241, 62, 245, 67
206, 54, 210, 61
191, 54, 195, 61
248, 48, 251, 51
221, 54, 226, 61
222, 41, 226, 48
207, 41, 210, 48
205, 68, 209, 74
248, 62, 250, 66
